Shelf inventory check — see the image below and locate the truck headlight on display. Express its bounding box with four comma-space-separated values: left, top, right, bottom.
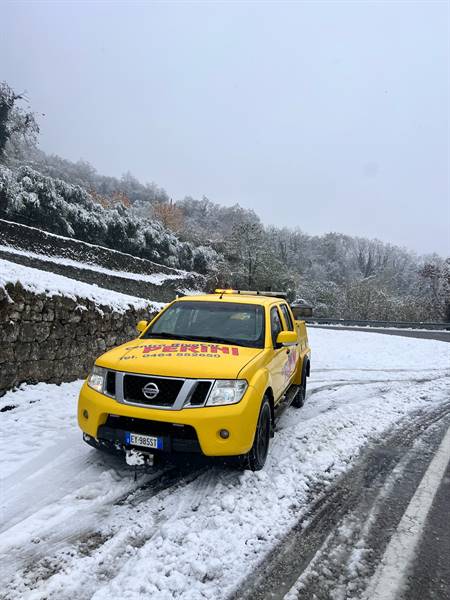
87, 366, 106, 393
207, 380, 248, 406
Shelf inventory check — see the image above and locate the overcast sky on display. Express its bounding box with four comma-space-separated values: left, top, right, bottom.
2, 0, 449, 255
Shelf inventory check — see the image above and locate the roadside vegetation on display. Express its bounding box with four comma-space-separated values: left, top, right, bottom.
1, 81, 449, 322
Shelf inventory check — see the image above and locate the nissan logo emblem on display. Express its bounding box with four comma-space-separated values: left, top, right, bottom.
142, 382, 159, 400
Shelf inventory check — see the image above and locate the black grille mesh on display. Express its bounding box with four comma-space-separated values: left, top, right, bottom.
189, 381, 212, 406
123, 375, 184, 407
105, 371, 116, 396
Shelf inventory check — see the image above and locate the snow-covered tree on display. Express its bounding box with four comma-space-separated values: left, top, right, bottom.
0, 82, 39, 161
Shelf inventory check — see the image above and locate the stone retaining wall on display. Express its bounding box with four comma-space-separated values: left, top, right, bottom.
0, 283, 158, 395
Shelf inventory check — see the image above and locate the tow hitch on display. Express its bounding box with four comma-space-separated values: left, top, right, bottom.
125, 448, 155, 467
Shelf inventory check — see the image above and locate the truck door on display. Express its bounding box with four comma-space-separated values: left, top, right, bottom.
279, 303, 298, 387
268, 305, 290, 400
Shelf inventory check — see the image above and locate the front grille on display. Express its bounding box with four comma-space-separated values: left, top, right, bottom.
105, 371, 116, 396
123, 374, 184, 407
189, 381, 212, 406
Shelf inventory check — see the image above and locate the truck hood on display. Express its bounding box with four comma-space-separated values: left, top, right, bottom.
96, 338, 263, 380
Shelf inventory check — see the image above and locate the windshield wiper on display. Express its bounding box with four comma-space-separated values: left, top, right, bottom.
143, 332, 197, 341
178, 335, 249, 347
144, 332, 256, 347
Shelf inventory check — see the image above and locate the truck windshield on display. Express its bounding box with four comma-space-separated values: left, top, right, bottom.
143, 301, 265, 348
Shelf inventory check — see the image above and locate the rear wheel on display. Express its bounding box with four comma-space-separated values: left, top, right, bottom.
244, 396, 272, 471
291, 361, 308, 408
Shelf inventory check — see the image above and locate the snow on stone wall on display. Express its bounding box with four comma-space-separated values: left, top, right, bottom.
0, 280, 159, 395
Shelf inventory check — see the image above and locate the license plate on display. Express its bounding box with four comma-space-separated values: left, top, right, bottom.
125, 432, 163, 450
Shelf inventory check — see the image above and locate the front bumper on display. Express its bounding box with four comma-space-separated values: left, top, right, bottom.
77, 381, 261, 456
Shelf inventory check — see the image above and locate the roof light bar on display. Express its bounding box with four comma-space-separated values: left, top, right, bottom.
214, 289, 288, 300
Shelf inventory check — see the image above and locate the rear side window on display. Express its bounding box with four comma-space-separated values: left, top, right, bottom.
270, 306, 283, 347
280, 304, 294, 331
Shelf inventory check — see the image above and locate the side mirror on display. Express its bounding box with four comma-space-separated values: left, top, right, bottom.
136, 320, 148, 333
276, 331, 297, 347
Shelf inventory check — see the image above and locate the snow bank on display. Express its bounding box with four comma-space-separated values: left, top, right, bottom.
307, 327, 450, 371
0, 258, 163, 313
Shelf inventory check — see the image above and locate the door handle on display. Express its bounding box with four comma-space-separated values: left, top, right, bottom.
286, 348, 290, 355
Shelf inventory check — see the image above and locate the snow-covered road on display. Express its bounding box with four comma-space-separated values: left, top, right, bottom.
1, 329, 449, 600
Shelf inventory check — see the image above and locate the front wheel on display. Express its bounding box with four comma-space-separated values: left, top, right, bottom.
244, 396, 272, 471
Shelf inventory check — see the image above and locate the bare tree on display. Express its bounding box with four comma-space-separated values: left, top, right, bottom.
152, 199, 185, 232
230, 222, 267, 287
419, 258, 450, 321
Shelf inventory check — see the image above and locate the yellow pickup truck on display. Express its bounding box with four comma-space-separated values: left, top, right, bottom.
78, 290, 311, 470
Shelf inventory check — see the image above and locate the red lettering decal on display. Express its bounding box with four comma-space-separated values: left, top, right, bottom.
142, 345, 162, 353
162, 344, 179, 353
200, 344, 209, 353
209, 345, 240, 355
180, 344, 199, 353
210, 345, 228, 354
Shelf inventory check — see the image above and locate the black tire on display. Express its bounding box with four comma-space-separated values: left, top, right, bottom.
291, 362, 308, 408
244, 396, 272, 471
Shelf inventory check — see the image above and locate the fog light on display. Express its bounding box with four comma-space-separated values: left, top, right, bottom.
83, 409, 89, 419
219, 429, 230, 439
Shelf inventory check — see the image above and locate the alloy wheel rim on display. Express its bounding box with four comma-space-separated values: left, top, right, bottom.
257, 406, 270, 463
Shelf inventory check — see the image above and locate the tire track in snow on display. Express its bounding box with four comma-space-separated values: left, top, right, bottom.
1, 465, 228, 600
308, 373, 448, 395
0, 464, 209, 587
229, 402, 450, 600
275, 372, 449, 433
4, 374, 448, 600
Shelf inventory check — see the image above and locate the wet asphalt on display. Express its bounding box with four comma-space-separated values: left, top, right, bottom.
309, 325, 450, 600
401, 458, 450, 600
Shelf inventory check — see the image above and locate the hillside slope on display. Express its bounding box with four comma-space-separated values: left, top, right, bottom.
0, 219, 206, 302
0, 164, 219, 274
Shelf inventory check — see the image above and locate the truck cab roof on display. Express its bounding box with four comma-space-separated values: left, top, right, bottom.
177, 293, 286, 307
